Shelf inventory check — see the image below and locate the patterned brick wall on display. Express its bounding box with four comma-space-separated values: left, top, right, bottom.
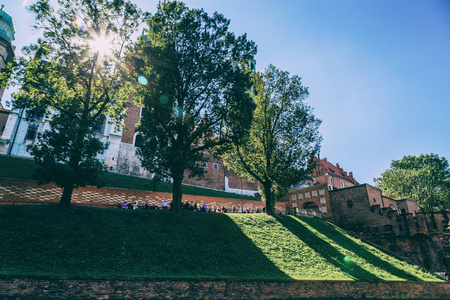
0, 179, 285, 212
0, 276, 448, 299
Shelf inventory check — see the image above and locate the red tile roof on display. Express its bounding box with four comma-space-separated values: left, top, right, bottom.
313, 157, 359, 185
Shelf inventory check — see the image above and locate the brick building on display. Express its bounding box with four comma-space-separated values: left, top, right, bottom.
285, 160, 450, 278
327, 184, 449, 278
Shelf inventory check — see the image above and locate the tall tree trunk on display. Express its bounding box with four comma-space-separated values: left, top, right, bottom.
263, 181, 275, 215
172, 174, 183, 213
59, 181, 74, 208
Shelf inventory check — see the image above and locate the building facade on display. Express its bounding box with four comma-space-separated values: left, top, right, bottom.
0, 6, 15, 138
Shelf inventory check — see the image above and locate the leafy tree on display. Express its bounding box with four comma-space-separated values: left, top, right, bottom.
216, 65, 322, 215
6, 0, 144, 208
375, 154, 450, 212
129, 1, 257, 213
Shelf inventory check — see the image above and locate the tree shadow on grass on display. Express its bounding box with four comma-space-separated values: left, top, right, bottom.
0, 206, 291, 279
298, 217, 421, 281
178, 212, 292, 279
276, 215, 381, 281
111, 210, 292, 279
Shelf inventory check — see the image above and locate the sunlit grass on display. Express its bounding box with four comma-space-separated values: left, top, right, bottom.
231, 215, 434, 281
0, 205, 442, 281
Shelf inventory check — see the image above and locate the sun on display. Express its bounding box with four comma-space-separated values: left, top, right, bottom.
91, 32, 114, 58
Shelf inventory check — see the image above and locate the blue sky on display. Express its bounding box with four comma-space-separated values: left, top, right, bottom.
3, 0, 450, 185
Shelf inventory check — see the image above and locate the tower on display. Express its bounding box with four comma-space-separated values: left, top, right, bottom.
0, 4, 15, 100
0, 5, 15, 138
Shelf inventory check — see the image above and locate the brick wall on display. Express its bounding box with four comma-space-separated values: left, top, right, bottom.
0, 179, 285, 213
121, 99, 140, 145
183, 155, 226, 190
286, 183, 332, 219
0, 276, 448, 299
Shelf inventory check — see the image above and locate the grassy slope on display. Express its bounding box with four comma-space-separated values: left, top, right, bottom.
0, 205, 441, 281
0, 155, 257, 200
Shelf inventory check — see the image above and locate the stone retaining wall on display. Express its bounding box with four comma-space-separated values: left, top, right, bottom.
0, 179, 286, 213
0, 276, 449, 299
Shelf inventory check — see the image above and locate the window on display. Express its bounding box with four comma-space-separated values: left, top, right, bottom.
291, 195, 297, 201
25, 124, 38, 140
305, 192, 310, 199
320, 197, 326, 205
340, 180, 344, 188
140, 106, 146, 117
213, 163, 218, 170
312, 190, 318, 197
319, 189, 325, 195
134, 134, 143, 147
298, 193, 303, 200
94, 117, 106, 134
321, 206, 328, 213
330, 177, 334, 185
373, 198, 376, 203
383, 225, 394, 233
201, 162, 207, 168
347, 200, 353, 208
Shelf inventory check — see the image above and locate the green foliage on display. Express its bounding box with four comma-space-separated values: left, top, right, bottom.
7, 0, 144, 206
128, 1, 257, 211
0, 205, 440, 281
216, 65, 321, 215
375, 154, 450, 212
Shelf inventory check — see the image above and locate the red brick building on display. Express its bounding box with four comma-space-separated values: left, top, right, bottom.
311, 156, 359, 189
284, 158, 450, 278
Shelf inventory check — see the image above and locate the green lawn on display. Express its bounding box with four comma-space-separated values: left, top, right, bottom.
0, 154, 257, 200
0, 205, 442, 281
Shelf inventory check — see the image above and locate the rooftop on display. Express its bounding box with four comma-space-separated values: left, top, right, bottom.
0, 6, 15, 43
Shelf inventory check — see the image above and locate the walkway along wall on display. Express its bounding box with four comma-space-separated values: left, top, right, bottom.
0, 179, 285, 212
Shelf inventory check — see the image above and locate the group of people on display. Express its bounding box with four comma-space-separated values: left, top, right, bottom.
118, 200, 168, 210
117, 199, 266, 214
182, 200, 265, 214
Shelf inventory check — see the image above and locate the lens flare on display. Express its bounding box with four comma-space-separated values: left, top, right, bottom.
174, 106, 184, 118
138, 76, 148, 85
159, 95, 169, 104
343, 255, 353, 265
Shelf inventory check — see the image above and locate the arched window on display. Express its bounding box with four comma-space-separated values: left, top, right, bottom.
303, 202, 319, 212
388, 203, 398, 212
134, 134, 143, 148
